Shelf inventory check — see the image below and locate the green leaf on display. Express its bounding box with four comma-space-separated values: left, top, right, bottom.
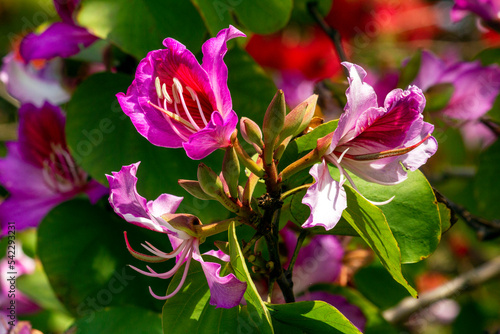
337, 184, 417, 297
65, 72, 226, 222
228, 222, 274, 334
331, 169, 441, 263
162, 258, 261, 333
475, 47, 500, 66
474, 140, 500, 220
191, 0, 292, 36
267, 301, 362, 334
78, 0, 207, 59
312, 284, 398, 334
398, 50, 421, 88
68, 306, 162, 333
295, 120, 339, 153
37, 200, 171, 316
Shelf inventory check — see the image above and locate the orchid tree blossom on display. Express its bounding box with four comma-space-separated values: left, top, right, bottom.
20, 0, 98, 61
116, 26, 245, 160
106, 162, 246, 308
412, 50, 500, 148
450, 0, 500, 25
302, 62, 437, 230
0, 44, 69, 106
0, 102, 108, 236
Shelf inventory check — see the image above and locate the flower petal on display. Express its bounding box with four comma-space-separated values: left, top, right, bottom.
182, 110, 238, 160
20, 22, 98, 61
192, 241, 246, 309
302, 161, 347, 230
201, 25, 246, 117
0, 53, 69, 106
54, 0, 80, 24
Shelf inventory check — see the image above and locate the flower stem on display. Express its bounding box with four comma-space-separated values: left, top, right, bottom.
281, 183, 314, 201
280, 149, 321, 181
232, 135, 266, 178
286, 229, 309, 277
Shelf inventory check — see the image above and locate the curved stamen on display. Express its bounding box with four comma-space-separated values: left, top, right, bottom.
142, 238, 190, 259
124, 231, 169, 263
172, 78, 201, 131
129, 247, 187, 279
186, 86, 208, 126
155, 77, 163, 99
162, 83, 172, 104
148, 253, 192, 300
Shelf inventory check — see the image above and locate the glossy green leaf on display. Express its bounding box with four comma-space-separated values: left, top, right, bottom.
235, 0, 293, 34
37, 199, 172, 316
475, 47, 500, 66
295, 119, 339, 153
228, 222, 274, 333
267, 301, 362, 334
162, 258, 261, 333
78, 0, 206, 59
312, 284, 397, 334
68, 306, 162, 333
331, 169, 441, 263
339, 185, 417, 297
474, 140, 500, 220
65, 72, 226, 222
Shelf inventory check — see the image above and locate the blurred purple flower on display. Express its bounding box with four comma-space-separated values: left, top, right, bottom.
0, 243, 39, 316
274, 71, 316, 109
19, 0, 98, 61
276, 227, 366, 332
106, 162, 246, 308
0, 103, 108, 236
451, 0, 500, 24
413, 50, 500, 148
116, 26, 244, 160
302, 62, 437, 230
0, 52, 69, 106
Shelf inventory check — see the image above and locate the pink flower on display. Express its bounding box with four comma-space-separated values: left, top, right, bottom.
0, 103, 108, 236
116, 26, 245, 160
106, 162, 246, 308
302, 62, 437, 230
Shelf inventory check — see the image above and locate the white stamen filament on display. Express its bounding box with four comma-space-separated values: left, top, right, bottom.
129, 245, 190, 279
142, 239, 189, 259
186, 86, 208, 126
161, 83, 172, 104
155, 77, 163, 99
171, 78, 201, 131
148, 251, 193, 300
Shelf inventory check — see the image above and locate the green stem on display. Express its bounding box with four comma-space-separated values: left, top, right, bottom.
241, 232, 263, 255
232, 136, 265, 178
286, 230, 309, 276
280, 149, 321, 181
281, 183, 314, 201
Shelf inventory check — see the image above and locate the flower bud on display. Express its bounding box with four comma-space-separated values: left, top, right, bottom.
280, 94, 318, 142
240, 117, 264, 152
160, 213, 200, 237
178, 179, 214, 200
262, 90, 286, 164
222, 146, 240, 199
197, 163, 224, 198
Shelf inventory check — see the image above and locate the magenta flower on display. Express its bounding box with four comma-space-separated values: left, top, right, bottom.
19, 0, 98, 61
0, 103, 108, 236
451, 0, 500, 24
0, 242, 40, 316
106, 162, 246, 308
0, 52, 69, 106
302, 62, 437, 230
116, 26, 245, 160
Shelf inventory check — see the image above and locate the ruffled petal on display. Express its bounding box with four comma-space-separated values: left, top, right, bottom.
302, 161, 347, 230
20, 22, 98, 61
192, 241, 246, 309
332, 62, 379, 149
182, 110, 238, 160
106, 162, 159, 231
201, 25, 245, 117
